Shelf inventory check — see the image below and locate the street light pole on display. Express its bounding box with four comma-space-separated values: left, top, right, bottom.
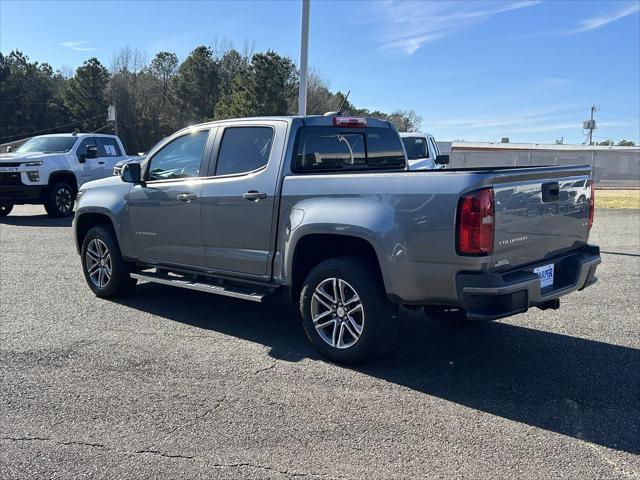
298, 0, 310, 116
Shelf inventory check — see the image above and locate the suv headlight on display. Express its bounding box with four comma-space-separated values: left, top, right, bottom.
24, 161, 43, 167
26, 171, 40, 182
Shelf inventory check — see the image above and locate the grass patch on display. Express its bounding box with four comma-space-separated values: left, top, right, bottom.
596, 189, 640, 209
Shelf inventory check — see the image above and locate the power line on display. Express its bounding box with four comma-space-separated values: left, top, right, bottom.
0, 115, 106, 141
92, 123, 114, 133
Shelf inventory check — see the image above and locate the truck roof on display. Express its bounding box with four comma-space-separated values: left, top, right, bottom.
185, 115, 395, 132
399, 132, 434, 138
36, 133, 119, 139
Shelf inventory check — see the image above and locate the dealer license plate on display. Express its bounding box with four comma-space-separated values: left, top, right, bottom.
534, 263, 554, 289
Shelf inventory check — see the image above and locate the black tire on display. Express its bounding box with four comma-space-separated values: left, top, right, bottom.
81, 226, 136, 298
44, 181, 75, 217
0, 203, 13, 217
299, 256, 399, 365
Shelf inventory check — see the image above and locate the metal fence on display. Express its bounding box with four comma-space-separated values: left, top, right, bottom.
438, 142, 640, 188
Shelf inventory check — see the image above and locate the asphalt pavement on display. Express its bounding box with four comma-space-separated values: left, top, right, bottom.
1, 206, 638, 479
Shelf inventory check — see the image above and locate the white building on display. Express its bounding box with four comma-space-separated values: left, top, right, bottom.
442, 142, 640, 188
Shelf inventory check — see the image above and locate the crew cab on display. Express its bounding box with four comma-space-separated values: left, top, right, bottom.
73, 115, 600, 364
0, 133, 129, 217
400, 131, 449, 170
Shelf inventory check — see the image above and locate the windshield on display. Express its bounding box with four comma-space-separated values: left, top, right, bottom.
401, 136, 429, 160
15, 137, 77, 154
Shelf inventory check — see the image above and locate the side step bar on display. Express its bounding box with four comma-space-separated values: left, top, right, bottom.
130, 271, 275, 303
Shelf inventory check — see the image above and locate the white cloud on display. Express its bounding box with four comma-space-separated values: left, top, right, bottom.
564, 2, 640, 35
435, 107, 585, 129
370, 0, 541, 55
60, 41, 97, 52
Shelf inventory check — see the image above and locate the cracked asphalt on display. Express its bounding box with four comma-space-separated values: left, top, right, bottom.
1, 206, 639, 479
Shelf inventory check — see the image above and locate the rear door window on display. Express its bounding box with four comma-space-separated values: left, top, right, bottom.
215, 127, 274, 176
295, 127, 405, 172
96, 137, 122, 157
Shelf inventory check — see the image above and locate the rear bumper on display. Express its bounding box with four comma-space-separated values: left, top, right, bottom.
456, 245, 601, 321
0, 184, 45, 204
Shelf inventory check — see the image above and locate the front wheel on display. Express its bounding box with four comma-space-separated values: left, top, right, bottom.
81, 226, 136, 298
44, 181, 75, 217
299, 257, 399, 365
0, 203, 13, 217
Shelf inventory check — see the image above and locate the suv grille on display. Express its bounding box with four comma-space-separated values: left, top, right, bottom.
0, 172, 22, 185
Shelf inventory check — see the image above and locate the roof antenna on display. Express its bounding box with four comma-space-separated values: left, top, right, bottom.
324, 90, 351, 117
337, 90, 351, 115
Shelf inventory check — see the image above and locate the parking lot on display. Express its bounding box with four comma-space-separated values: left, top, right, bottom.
1, 206, 638, 479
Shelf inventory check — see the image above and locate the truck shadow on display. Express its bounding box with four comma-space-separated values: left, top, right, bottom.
0, 213, 73, 227
118, 283, 639, 455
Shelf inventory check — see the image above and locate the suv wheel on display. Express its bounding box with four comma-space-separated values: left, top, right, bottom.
81, 226, 136, 298
299, 257, 399, 364
0, 203, 13, 217
44, 181, 75, 217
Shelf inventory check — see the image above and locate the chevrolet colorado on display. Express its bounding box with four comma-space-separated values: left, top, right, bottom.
73, 115, 601, 364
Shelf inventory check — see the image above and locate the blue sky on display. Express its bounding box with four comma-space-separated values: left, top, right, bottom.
1, 0, 639, 144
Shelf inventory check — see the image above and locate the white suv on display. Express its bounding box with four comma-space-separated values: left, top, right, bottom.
0, 133, 128, 217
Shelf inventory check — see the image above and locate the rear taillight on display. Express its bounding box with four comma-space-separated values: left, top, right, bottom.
333, 116, 367, 128
588, 179, 594, 230
457, 187, 495, 256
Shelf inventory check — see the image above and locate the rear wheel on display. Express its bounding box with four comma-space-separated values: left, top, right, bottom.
81, 226, 136, 298
0, 203, 13, 217
299, 257, 399, 364
44, 181, 75, 217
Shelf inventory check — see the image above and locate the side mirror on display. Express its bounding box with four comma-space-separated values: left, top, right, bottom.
435, 154, 450, 165
122, 162, 142, 184
86, 145, 99, 159
78, 153, 87, 163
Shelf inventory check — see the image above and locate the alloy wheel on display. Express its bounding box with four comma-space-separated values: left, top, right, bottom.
311, 277, 364, 349
86, 238, 112, 288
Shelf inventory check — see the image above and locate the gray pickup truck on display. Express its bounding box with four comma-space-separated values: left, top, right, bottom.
73, 115, 601, 364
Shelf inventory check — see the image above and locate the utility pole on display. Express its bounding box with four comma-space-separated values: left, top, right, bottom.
107, 105, 118, 136
298, 0, 310, 116
583, 105, 597, 145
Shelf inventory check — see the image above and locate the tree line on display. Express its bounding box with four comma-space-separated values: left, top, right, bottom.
0, 47, 422, 154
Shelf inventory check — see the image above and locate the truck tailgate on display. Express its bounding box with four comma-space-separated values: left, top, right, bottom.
490, 166, 592, 269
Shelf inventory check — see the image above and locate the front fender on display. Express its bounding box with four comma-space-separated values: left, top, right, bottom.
74, 180, 134, 257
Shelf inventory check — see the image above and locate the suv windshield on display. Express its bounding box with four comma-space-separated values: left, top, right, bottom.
401, 136, 428, 160
295, 127, 405, 172
15, 137, 77, 154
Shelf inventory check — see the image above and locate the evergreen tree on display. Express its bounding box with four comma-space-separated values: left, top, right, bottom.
62, 57, 110, 132
173, 46, 220, 123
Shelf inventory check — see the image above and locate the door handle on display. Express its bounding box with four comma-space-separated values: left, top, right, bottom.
242, 190, 267, 201
177, 193, 198, 202
98, 161, 105, 165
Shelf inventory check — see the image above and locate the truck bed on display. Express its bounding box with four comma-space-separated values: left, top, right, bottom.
278, 164, 593, 305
